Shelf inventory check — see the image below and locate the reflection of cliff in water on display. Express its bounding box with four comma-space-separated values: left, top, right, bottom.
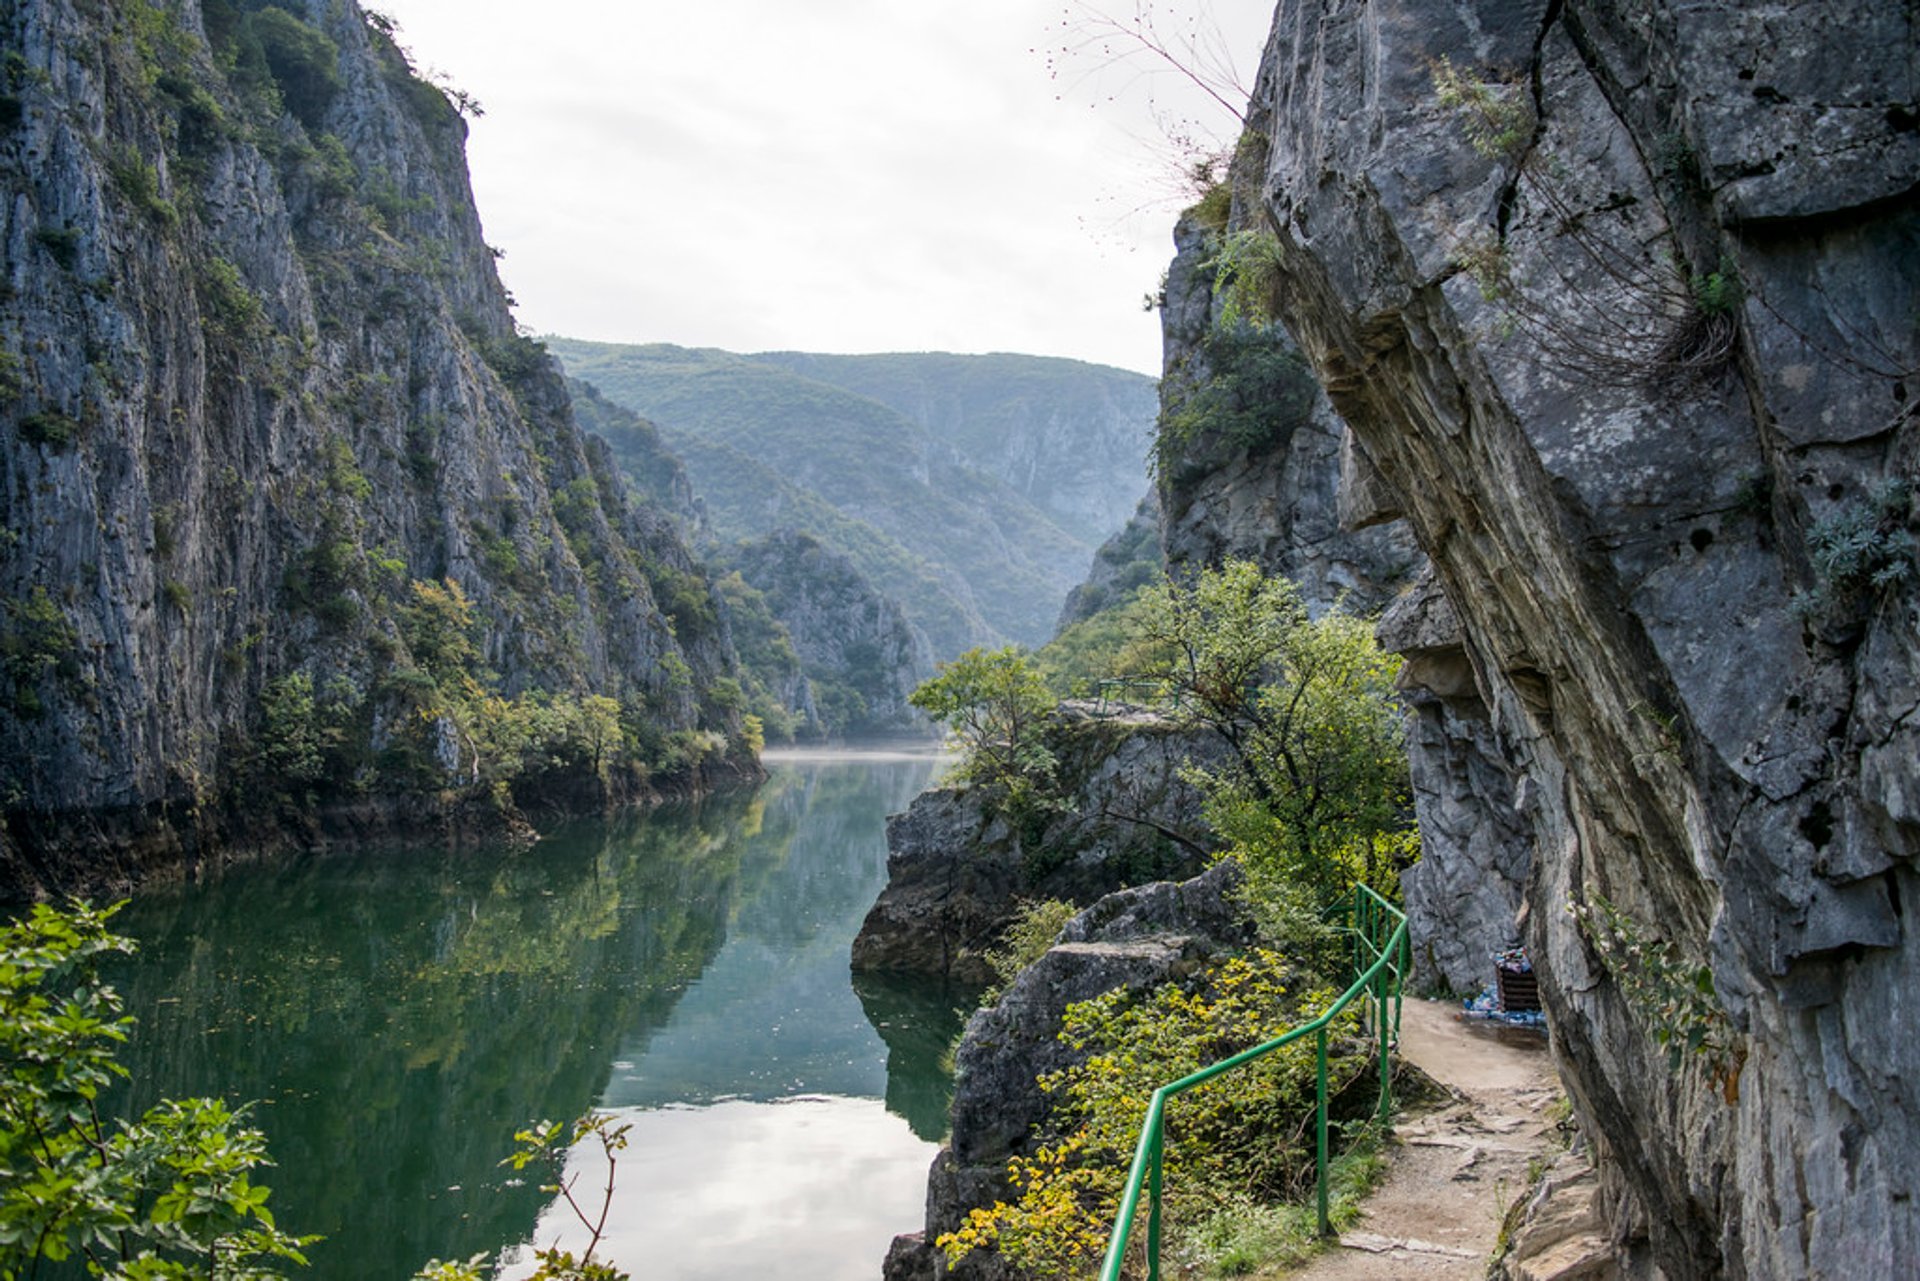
102, 791, 760, 1281
853, 973, 974, 1142
600, 758, 948, 1111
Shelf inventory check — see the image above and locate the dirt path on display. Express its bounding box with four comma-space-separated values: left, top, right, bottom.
1268, 998, 1563, 1279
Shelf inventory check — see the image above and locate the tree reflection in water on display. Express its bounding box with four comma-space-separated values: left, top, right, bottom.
101, 754, 955, 1280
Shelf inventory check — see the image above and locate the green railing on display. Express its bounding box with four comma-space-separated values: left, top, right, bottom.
1097, 883, 1409, 1281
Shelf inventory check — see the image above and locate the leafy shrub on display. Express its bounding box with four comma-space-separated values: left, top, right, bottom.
19, 410, 79, 449
1806, 480, 1915, 605
1429, 55, 1532, 158
248, 6, 340, 130
1571, 894, 1744, 1102
198, 257, 267, 341
0, 902, 315, 1276
938, 949, 1361, 1277
33, 225, 80, 270
1209, 229, 1285, 330
3, 585, 80, 717
106, 145, 178, 225
1156, 324, 1317, 477
981, 898, 1079, 999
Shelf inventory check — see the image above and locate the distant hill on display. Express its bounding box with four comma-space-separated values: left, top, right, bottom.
548, 341, 1146, 655
744, 351, 1155, 545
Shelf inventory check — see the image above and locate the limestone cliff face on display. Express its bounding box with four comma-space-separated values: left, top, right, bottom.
1156, 213, 1420, 615
1241, 1, 1919, 1274
852, 705, 1228, 986
731, 530, 931, 738
0, 0, 742, 896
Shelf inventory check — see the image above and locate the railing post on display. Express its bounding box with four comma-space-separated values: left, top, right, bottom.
1315, 1024, 1330, 1236
1146, 1126, 1164, 1281
1376, 961, 1393, 1125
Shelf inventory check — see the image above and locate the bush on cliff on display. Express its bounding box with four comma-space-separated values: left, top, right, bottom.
937, 948, 1369, 1277
1124, 560, 1415, 909
910, 646, 1059, 812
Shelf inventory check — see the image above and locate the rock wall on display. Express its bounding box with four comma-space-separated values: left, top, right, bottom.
1241, 1, 1920, 1274
0, 0, 743, 897
731, 529, 932, 737
1156, 213, 1421, 615
852, 705, 1229, 986
1154, 170, 1529, 998
1381, 569, 1533, 994
881, 862, 1255, 1281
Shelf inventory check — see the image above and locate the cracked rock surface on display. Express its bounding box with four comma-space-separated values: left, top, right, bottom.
1241, 0, 1919, 1274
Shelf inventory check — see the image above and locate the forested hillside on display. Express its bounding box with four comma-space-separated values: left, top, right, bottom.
548, 339, 1140, 654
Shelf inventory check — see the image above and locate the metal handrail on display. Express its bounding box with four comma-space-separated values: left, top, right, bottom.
1097, 883, 1408, 1281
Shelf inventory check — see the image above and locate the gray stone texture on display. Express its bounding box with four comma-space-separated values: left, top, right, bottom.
851, 705, 1230, 985
1244, 1, 1920, 1274
1157, 214, 1423, 616
882, 861, 1255, 1281
0, 0, 739, 895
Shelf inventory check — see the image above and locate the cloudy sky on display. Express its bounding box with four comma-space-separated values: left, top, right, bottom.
371, 1, 1274, 375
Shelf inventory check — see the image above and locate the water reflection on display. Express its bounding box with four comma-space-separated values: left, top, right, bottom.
96, 753, 954, 1280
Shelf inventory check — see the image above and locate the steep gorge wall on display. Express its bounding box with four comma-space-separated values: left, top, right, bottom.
1240, 1, 1919, 1274
0, 0, 743, 896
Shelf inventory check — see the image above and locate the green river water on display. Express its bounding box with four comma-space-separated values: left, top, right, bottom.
91, 750, 965, 1280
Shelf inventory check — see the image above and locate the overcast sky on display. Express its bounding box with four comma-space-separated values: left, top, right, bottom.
369, 1, 1274, 376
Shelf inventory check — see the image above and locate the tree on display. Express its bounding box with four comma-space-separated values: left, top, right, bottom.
1130, 561, 1412, 904
909, 647, 1058, 803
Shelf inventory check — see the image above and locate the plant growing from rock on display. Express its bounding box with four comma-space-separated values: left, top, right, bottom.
1428, 56, 1533, 159
1570, 894, 1744, 1102
1803, 479, 1915, 610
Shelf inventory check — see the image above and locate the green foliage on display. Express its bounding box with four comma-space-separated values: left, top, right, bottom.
1190, 180, 1231, 234
981, 899, 1079, 1000
1175, 1129, 1385, 1276
1209, 229, 1285, 331
0, 902, 316, 1278
19, 410, 80, 449
1689, 258, 1743, 316
34, 225, 81, 270
1156, 324, 1317, 478
257, 671, 353, 791
106, 146, 178, 226
1571, 895, 1744, 1102
198, 259, 266, 343
1033, 589, 1156, 696
3, 586, 80, 717
247, 6, 340, 131
465, 323, 552, 389
319, 434, 372, 501
938, 949, 1359, 1277
1133, 562, 1413, 907
1805, 480, 1915, 607
1430, 55, 1532, 159
910, 647, 1057, 802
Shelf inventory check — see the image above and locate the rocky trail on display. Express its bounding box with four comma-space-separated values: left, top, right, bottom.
1267, 998, 1599, 1281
